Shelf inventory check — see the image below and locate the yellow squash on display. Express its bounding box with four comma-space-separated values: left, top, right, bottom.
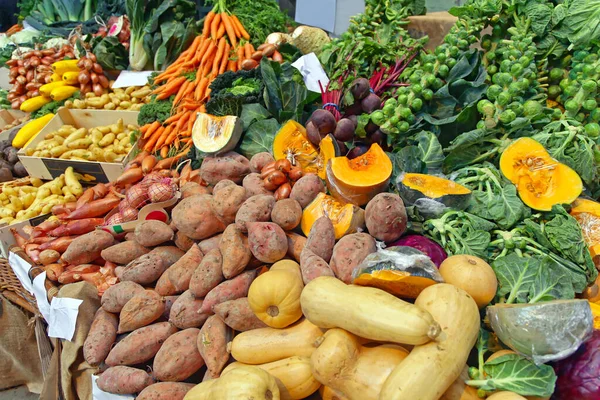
40, 81, 67, 97
12, 113, 55, 148
20, 95, 51, 113
51, 59, 79, 76
62, 71, 79, 85
50, 86, 79, 101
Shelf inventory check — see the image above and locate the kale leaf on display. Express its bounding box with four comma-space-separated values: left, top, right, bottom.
206, 69, 264, 117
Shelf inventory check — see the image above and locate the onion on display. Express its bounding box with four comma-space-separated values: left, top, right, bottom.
121, 206, 139, 222
148, 180, 174, 203
118, 199, 131, 212
126, 184, 149, 209
105, 213, 124, 225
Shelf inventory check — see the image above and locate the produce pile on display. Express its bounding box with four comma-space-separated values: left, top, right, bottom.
3, 0, 600, 399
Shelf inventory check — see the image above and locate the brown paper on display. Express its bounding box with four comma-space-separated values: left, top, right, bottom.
407, 12, 458, 50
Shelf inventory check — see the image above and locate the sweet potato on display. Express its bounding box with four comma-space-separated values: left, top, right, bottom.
198, 234, 222, 254
365, 193, 407, 242
305, 216, 335, 262
97, 366, 154, 394
118, 290, 165, 333
247, 222, 288, 263
120, 252, 167, 285
289, 174, 325, 208
286, 232, 306, 263
213, 183, 247, 224
330, 233, 377, 283
150, 246, 184, 267
200, 152, 251, 185
62, 230, 115, 265
83, 308, 118, 365
137, 382, 196, 400
271, 198, 302, 231
153, 328, 205, 382
220, 225, 251, 279
134, 220, 175, 247
300, 247, 334, 284
181, 182, 210, 199
155, 271, 177, 296
174, 231, 195, 252
213, 297, 267, 332
189, 248, 224, 298
172, 195, 226, 240
242, 173, 273, 197
199, 269, 257, 314
101, 281, 145, 313
235, 194, 275, 233
197, 315, 233, 379
105, 322, 178, 366
212, 179, 236, 194
250, 152, 275, 173
167, 244, 204, 293
163, 295, 179, 320
169, 290, 210, 329
101, 241, 150, 265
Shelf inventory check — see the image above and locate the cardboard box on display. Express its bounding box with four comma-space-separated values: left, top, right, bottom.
407, 12, 458, 51
18, 108, 139, 183
0, 109, 28, 141
0, 213, 50, 258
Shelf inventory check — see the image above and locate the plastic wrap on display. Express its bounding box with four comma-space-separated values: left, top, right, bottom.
395, 172, 452, 218
487, 299, 594, 365
351, 246, 444, 298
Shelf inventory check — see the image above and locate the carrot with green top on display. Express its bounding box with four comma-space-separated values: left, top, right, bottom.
143, 121, 161, 140
221, 13, 237, 47
203, 11, 215, 38
219, 43, 230, 75
213, 37, 227, 75
211, 13, 222, 39
231, 15, 250, 40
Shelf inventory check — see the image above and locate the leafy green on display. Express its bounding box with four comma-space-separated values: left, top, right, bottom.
563, 0, 600, 49
206, 69, 264, 117
467, 354, 556, 397
240, 104, 271, 130
138, 97, 174, 126
387, 131, 444, 189
0, 90, 11, 110
92, 36, 129, 71
238, 118, 280, 160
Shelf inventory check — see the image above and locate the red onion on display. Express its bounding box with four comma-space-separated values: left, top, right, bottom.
126, 184, 149, 209
389, 235, 447, 267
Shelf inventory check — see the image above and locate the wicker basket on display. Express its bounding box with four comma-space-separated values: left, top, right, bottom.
0, 257, 38, 314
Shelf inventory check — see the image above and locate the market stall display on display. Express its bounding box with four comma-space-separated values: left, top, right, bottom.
1, 0, 600, 399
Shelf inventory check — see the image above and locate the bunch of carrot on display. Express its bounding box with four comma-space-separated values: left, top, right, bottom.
138, 3, 256, 158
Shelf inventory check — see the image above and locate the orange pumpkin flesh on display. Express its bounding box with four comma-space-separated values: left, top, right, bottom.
570, 198, 600, 262
300, 192, 365, 240
499, 137, 582, 211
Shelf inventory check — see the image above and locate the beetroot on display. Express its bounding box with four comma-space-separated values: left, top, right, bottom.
552, 330, 600, 400
350, 78, 371, 100
389, 235, 447, 267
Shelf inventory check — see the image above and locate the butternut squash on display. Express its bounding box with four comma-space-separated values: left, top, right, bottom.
183, 365, 280, 400
379, 283, 480, 400
222, 356, 320, 400
248, 268, 304, 328
487, 392, 527, 400
300, 276, 440, 345
301, 192, 365, 239
311, 328, 409, 400
320, 387, 349, 400
438, 255, 497, 309
439, 366, 480, 400
270, 260, 302, 280
230, 318, 322, 364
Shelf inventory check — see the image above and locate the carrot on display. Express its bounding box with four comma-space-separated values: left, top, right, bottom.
154, 124, 173, 151
144, 126, 164, 152
204, 83, 212, 101
182, 80, 196, 101
143, 121, 161, 140
164, 111, 185, 125
173, 80, 190, 106
160, 146, 169, 159
195, 77, 208, 101
187, 110, 198, 132
200, 40, 217, 66
203, 11, 215, 38
164, 127, 178, 146
231, 15, 250, 40
244, 42, 253, 60
140, 124, 150, 135
219, 43, 230, 75
213, 37, 227, 75
227, 59, 237, 72
211, 13, 221, 39
176, 111, 192, 132
221, 13, 237, 47
230, 15, 241, 38
216, 23, 226, 39
156, 76, 187, 100
195, 39, 212, 68
202, 54, 216, 78
237, 46, 245, 69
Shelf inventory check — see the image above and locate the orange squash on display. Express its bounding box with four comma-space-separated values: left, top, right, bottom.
326, 143, 392, 206
300, 192, 365, 240
499, 137, 582, 211
570, 198, 600, 261
272, 121, 338, 179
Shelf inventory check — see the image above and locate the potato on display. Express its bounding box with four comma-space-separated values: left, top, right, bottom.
118, 290, 165, 333
120, 252, 168, 285
83, 308, 118, 365
220, 225, 251, 279
212, 179, 236, 194
213, 183, 246, 224
365, 193, 407, 242
101, 281, 145, 313
197, 315, 234, 379
149, 246, 185, 268
174, 231, 195, 252
167, 244, 204, 293
271, 199, 302, 231
172, 194, 226, 240
181, 181, 211, 199
235, 194, 276, 233
199, 270, 258, 314
330, 233, 377, 284
189, 248, 224, 298
305, 216, 335, 262
213, 297, 267, 332
153, 328, 204, 382
242, 173, 274, 198
134, 220, 174, 247
200, 152, 251, 185
101, 241, 150, 265
198, 234, 223, 254
137, 382, 196, 400
62, 230, 115, 265
300, 247, 335, 284
247, 222, 288, 263
169, 290, 210, 329
250, 152, 275, 173
290, 174, 326, 208
105, 322, 178, 367
97, 366, 154, 394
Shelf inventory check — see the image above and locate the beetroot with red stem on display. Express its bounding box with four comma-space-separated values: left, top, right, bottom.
350, 78, 371, 101
310, 109, 337, 134
347, 143, 369, 160
334, 118, 356, 142
361, 93, 382, 113
306, 121, 322, 146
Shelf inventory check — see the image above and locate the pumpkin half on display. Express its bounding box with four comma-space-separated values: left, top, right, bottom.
398, 173, 471, 211
499, 137, 582, 211
570, 198, 600, 260
272, 121, 338, 179
300, 192, 365, 239
326, 143, 392, 206
192, 113, 242, 154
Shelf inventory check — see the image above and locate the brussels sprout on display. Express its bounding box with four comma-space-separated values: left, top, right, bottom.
585, 123, 600, 138
398, 121, 410, 132
439, 65, 449, 78
389, 115, 399, 125
582, 80, 598, 93
370, 110, 386, 126
549, 68, 565, 82
487, 85, 503, 100
496, 92, 511, 107
397, 94, 408, 105
590, 108, 600, 121
411, 98, 423, 112
477, 100, 494, 115
583, 99, 598, 111
487, 65, 498, 75
412, 84, 423, 95
398, 107, 412, 120
594, 146, 600, 163
523, 100, 542, 117
424, 73, 436, 86
422, 89, 433, 101
500, 60, 512, 73
447, 58, 457, 69
548, 85, 561, 99
476, 120, 486, 130
564, 99, 580, 113
499, 110, 516, 124
449, 46, 459, 57
382, 104, 395, 117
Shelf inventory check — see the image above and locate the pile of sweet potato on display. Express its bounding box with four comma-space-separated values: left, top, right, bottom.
85, 151, 409, 398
